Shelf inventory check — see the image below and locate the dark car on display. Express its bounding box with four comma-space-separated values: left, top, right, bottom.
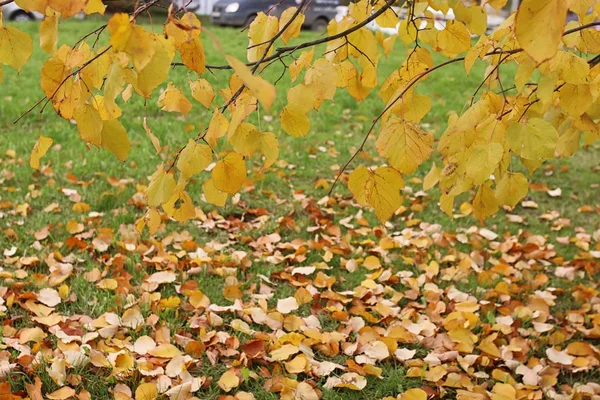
211, 0, 340, 31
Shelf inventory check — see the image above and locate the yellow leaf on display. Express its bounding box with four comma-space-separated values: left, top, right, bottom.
466, 143, 504, 185
49, 0, 87, 19
515, 0, 570, 63
377, 117, 434, 174
305, 58, 337, 109
108, 13, 156, 71
557, 126, 581, 157
247, 12, 278, 63
506, 118, 558, 160
148, 344, 181, 358
143, 117, 161, 154
280, 106, 310, 137
205, 108, 229, 147
472, 181, 500, 222
0, 24, 33, 72
80, 45, 110, 91
146, 164, 176, 207
279, 8, 305, 44
101, 119, 130, 162
84, 0, 106, 15
217, 370, 240, 392
423, 163, 440, 191
226, 55, 276, 110
30, 135, 53, 170
436, 21, 471, 57
212, 153, 246, 194
133, 35, 176, 98
46, 387, 76, 400
289, 48, 313, 82
180, 37, 206, 74
348, 165, 404, 222
488, 0, 508, 10
260, 132, 279, 168
177, 139, 212, 178
74, 104, 102, 146
135, 382, 157, 400
495, 172, 529, 208
402, 388, 427, 400
190, 78, 214, 108
556, 52, 590, 84
203, 179, 227, 206
158, 83, 192, 116
164, 12, 202, 49
491, 383, 516, 400
559, 83, 593, 117
40, 15, 58, 55
162, 188, 196, 222
103, 61, 128, 119
440, 193, 454, 216
229, 122, 260, 156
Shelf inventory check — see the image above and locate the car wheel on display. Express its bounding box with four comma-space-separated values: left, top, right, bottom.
10, 11, 35, 22
312, 17, 329, 32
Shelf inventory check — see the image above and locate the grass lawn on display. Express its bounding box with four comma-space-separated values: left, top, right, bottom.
0, 15, 599, 400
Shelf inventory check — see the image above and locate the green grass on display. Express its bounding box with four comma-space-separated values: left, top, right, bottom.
0, 15, 599, 400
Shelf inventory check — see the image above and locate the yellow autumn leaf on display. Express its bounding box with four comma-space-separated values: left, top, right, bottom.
0, 24, 33, 72
376, 117, 434, 174
289, 48, 313, 82
101, 119, 130, 162
30, 136, 53, 170
218, 370, 240, 392
506, 118, 558, 160
205, 108, 229, 147
495, 172, 529, 208
466, 143, 504, 185
135, 382, 157, 400
40, 15, 58, 54
74, 104, 102, 146
147, 343, 181, 358
180, 37, 206, 75
212, 153, 247, 195
203, 179, 228, 206
279, 7, 305, 44
108, 13, 156, 71
472, 181, 500, 222
437, 21, 471, 57
226, 55, 276, 110
305, 58, 337, 109
133, 35, 176, 98
146, 164, 177, 207
280, 106, 311, 137
164, 12, 202, 49
423, 162, 440, 191
229, 122, 260, 156
348, 165, 404, 222
162, 188, 196, 222
247, 12, 278, 63
177, 139, 212, 178
84, 0, 106, 15
402, 388, 428, 400
559, 83, 593, 117
190, 78, 214, 109
260, 132, 279, 168
515, 0, 570, 63
158, 83, 192, 116
142, 117, 161, 154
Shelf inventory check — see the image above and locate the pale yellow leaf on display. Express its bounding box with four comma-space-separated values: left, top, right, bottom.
30, 135, 53, 170
212, 152, 247, 195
